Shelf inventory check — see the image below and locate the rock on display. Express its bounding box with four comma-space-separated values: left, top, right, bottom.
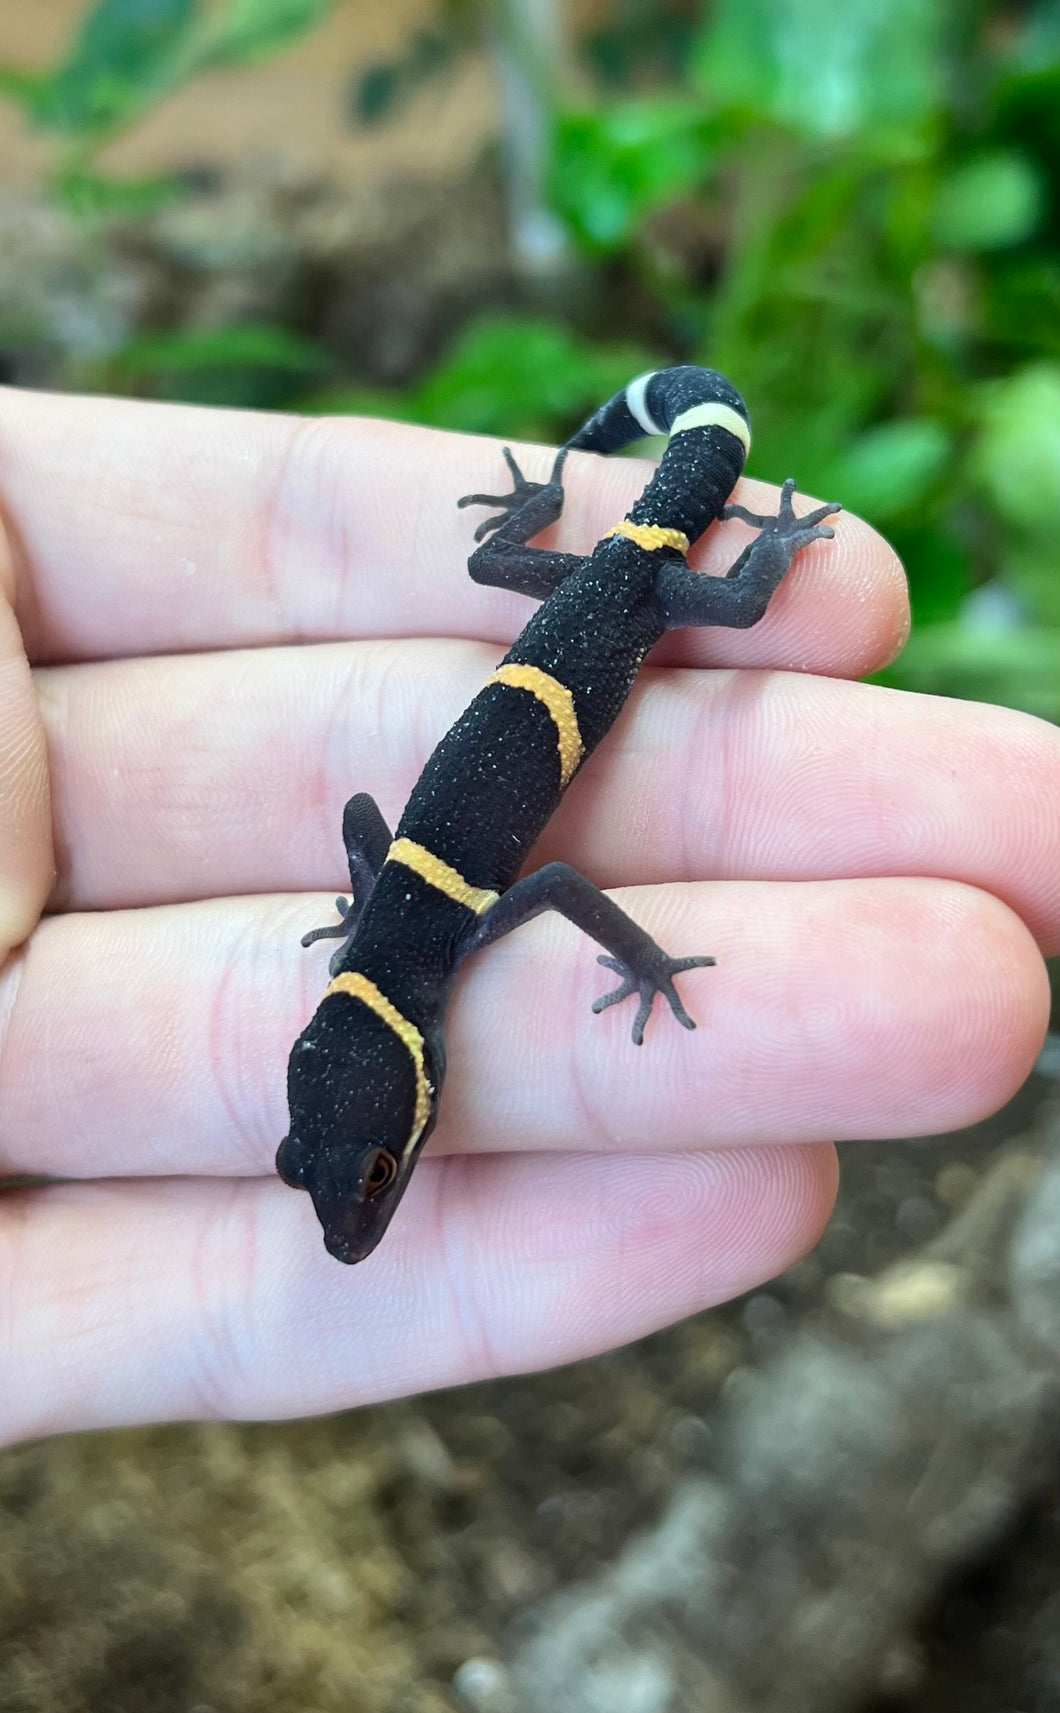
510, 1105, 1060, 1713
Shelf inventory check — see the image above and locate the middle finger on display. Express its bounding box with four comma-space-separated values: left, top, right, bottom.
40, 640, 1060, 946
0, 878, 1046, 1180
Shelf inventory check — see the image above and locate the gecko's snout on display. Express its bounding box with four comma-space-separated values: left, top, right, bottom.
323, 1227, 355, 1264
323, 1226, 371, 1265
321, 1203, 391, 1264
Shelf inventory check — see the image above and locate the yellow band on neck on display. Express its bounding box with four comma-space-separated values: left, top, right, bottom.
323, 970, 433, 1157
605, 520, 690, 554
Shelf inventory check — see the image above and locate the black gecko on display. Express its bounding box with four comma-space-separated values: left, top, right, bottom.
277, 366, 840, 1263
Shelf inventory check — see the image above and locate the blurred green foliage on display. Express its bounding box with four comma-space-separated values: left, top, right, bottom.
550, 98, 719, 250
0, 0, 336, 203
108, 321, 331, 407
304, 317, 655, 443
331, 0, 1060, 718
2, 0, 1059, 718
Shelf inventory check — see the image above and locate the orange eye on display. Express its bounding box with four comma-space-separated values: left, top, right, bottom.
364, 1150, 398, 1197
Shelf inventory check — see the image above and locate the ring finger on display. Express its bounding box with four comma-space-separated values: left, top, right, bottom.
0, 878, 1046, 1181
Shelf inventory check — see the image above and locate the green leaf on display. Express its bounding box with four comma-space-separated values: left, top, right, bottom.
982, 261, 1060, 357
409, 316, 656, 440
0, 0, 334, 147
824, 418, 951, 523
105, 321, 330, 406
28, 0, 198, 138
197, 0, 336, 70
883, 622, 1060, 720
113, 321, 330, 376
551, 101, 715, 251
972, 364, 1060, 532
999, 537, 1060, 630
693, 0, 945, 142
933, 152, 1045, 251
893, 526, 970, 628
302, 319, 658, 442
297, 384, 412, 420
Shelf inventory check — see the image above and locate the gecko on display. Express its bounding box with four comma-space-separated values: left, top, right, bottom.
277, 366, 840, 1262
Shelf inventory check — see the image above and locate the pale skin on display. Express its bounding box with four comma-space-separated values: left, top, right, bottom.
0, 388, 1057, 1449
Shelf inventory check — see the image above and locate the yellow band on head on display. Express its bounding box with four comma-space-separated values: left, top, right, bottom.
386, 837, 498, 916
323, 970, 433, 1157
605, 520, 690, 554
487, 663, 584, 788
669, 402, 751, 455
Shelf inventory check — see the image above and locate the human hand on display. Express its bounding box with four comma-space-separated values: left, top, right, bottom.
0, 389, 1055, 1445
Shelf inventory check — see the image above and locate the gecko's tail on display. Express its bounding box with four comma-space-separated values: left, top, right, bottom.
566, 365, 753, 545
564, 365, 751, 460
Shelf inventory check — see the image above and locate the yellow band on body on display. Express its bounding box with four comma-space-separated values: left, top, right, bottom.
386, 837, 498, 916
487, 663, 584, 788
323, 970, 433, 1155
605, 520, 690, 554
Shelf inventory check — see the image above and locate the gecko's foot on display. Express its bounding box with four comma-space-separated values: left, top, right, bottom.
457, 447, 568, 542
592, 951, 716, 1046
300, 896, 352, 948
301, 897, 360, 975
724, 479, 841, 552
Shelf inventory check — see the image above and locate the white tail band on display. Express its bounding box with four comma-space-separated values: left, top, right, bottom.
669, 402, 751, 455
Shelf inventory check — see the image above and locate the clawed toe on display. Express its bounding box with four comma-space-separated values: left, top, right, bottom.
502, 447, 529, 487
721, 502, 770, 528
301, 896, 353, 948
592, 955, 635, 1014
472, 513, 508, 543
591, 950, 714, 1044
801, 500, 843, 528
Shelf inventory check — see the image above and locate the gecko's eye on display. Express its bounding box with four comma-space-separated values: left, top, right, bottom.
364, 1149, 398, 1198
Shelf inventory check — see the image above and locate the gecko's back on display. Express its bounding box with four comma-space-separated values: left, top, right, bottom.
278, 366, 840, 1262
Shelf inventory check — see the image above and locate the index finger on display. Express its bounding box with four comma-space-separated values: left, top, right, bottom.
0, 388, 906, 674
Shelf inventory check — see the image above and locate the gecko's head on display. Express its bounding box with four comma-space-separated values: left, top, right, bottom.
276, 993, 438, 1264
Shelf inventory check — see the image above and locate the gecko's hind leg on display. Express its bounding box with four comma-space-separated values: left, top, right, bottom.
459, 447, 589, 601
657, 479, 841, 630
459, 447, 567, 541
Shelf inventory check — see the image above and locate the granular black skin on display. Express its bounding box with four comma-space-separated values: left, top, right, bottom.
400, 542, 664, 896
277, 365, 833, 1265
630, 423, 745, 542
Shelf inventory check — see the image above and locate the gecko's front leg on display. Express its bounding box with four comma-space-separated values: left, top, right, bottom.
300, 792, 393, 974
463, 862, 714, 1046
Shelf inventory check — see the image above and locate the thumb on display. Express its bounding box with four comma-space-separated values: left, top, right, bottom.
0, 510, 52, 958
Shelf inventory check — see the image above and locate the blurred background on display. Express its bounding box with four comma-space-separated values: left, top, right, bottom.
1, 2, 1059, 1709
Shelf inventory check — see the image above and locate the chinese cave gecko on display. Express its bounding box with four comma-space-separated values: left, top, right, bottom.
277, 366, 840, 1262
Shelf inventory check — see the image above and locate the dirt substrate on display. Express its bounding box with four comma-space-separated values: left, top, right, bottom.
3, 1071, 1060, 1713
